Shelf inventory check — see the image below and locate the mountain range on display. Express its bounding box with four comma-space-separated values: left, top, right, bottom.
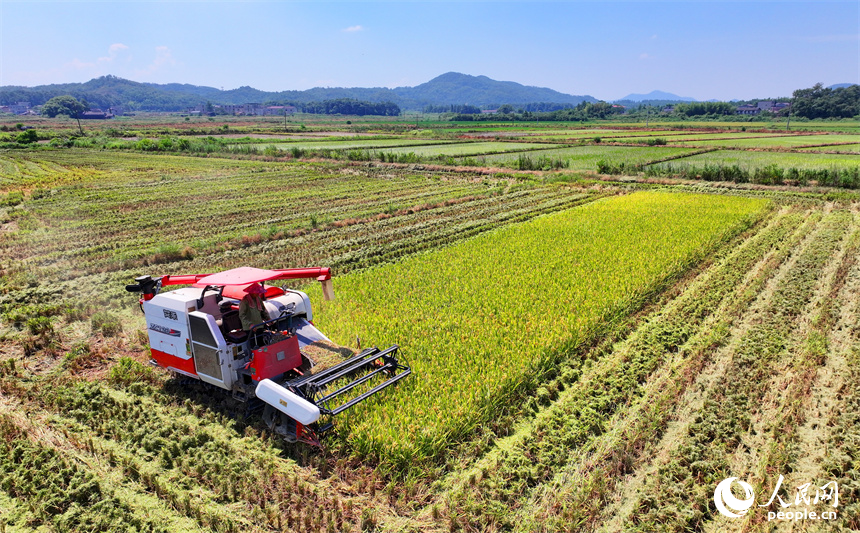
615, 90, 697, 103
0, 72, 598, 112
2, 73, 854, 113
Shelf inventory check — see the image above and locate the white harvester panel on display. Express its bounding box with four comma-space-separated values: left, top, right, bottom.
256, 379, 321, 425
143, 288, 231, 386
142, 290, 196, 376
264, 289, 313, 322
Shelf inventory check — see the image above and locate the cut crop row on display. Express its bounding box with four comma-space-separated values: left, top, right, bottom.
625, 207, 852, 531
0, 408, 199, 532
0, 370, 368, 533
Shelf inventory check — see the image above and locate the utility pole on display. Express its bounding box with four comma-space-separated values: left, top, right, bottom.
786, 100, 792, 131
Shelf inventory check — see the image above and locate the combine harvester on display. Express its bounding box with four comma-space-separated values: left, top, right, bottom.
126, 266, 410, 445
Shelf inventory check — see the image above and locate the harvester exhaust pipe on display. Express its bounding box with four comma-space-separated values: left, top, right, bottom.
125, 275, 162, 302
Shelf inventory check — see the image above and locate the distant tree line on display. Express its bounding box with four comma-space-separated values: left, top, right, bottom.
613, 99, 689, 109
451, 101, 624, 121
792, 84, 859, 119
671, 102, 736, 116
424, 102, 578, 114
298, 99, 400, 116
423, 104, 483, 114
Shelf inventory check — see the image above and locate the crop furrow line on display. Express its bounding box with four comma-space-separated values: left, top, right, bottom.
625, 207, 849, 532
519, 207, 821, 533
0, 399, 206, 533
735, 211, 860, 533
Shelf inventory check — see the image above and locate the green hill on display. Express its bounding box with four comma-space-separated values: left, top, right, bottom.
0, 73, 598, 112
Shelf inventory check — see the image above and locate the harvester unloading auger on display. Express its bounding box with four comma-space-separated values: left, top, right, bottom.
126, 266, 410, 445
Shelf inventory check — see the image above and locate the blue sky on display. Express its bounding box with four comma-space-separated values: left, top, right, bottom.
1, 1, 858, 101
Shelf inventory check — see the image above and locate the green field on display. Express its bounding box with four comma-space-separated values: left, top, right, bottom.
465, 144, 701, 170
0, 116, 859, 532
650, 149, 860, 170
375, 141, 558, 157
250, 138, 454, 151
798, 143, 860, 153
679, 133, 860, 149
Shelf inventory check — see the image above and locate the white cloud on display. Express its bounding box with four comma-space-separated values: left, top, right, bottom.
66, 58, 96, 70
343, 25, 364, 33
98, 43, 129, 63
135, 46, 178, 77
639, 53, 651, 60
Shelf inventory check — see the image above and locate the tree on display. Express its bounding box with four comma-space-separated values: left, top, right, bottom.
41, 95, 88, 134
792, 83, 860, 119
16, 129, 38, 144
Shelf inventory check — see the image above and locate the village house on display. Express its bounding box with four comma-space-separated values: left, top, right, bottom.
189, 103, 296, 116
736, 101, 790, 115
0, 102, 31, 115
262, 105, 297, 116
736, 104, 760, 115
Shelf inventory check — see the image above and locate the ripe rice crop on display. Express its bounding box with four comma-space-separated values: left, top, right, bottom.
309, 191, 770, 469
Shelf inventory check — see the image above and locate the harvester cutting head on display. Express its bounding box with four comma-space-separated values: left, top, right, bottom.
126, 266, 410, 445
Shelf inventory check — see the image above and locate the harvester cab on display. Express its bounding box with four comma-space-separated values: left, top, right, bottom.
126, 266, 410, 445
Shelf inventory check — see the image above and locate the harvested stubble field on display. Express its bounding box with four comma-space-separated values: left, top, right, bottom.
0, 120, 858, 532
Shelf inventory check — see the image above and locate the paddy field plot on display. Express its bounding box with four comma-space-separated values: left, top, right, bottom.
375, 141, 559, 157
649, 149, 860, 171
249, 138, 456, 152
464, 145, 701, 170
0, 150, 605, 307
679, 133, 860, 149
797, 143, 860, 153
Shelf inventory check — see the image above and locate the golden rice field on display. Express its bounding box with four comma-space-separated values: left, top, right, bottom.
309, 191, 768, 467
